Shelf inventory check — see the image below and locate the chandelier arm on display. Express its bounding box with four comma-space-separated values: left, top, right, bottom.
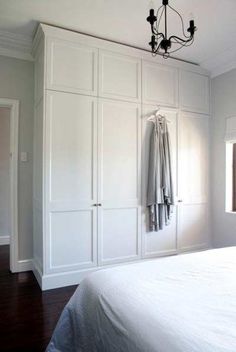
155, 4, 164, 20
169, 34, 193, 44
167, 4, 189, 39
151, 28, 164, 40
168, 38, 195, 54
157, 32, 165, 40
172, 40, 193, 51
170, 37, 192, 46
152, 30, 165, 40
155, 6, 165, 34
167, 45, 185, 55
152, 40, 163, 55
151, 25, 158, 35
152, 39, 162, 55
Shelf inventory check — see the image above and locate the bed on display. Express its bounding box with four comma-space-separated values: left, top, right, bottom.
47, 247, 236, 352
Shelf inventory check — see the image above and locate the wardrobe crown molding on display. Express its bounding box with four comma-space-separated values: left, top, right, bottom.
0, 29, 33, 61
0, 23, 234, 79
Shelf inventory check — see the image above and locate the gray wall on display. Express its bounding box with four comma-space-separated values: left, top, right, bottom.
0, 55, 34, 260
0, 108, 10, 238
211, 68, 236, 247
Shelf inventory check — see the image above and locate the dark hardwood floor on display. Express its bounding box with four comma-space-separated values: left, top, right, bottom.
0, 245, 77, 352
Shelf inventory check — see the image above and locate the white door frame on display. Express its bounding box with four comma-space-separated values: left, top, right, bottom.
0, 98, 19, 272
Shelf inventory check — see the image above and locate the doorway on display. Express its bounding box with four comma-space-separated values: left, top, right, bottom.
0, 99, 19, 272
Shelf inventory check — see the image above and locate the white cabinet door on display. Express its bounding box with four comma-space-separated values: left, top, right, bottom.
46, 37, 98, 95
99, 50, 141, 102
178, 112, 209, 251
98, 99, 141, 265
180, 70, 210, 114
45, 91, 98, 273
142, 61, 178, 107
142, 106, 178, 258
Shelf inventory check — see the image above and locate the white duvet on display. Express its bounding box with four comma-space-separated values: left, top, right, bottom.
47, 248, 236, 352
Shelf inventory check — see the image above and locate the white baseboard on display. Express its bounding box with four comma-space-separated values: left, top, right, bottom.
32, 258, 43, 288
11, 259, 33, 273
39, 267, 95, 291
0, 235, 10, 245
17, 259, 33, 272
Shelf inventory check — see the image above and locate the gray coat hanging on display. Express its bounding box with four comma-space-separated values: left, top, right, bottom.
147, 116, 174, 231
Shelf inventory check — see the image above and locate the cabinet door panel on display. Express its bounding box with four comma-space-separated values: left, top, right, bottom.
178, 204, 208, 251
142, 107, 178, 257
101, 208, 139, 263
98, 99, 141, 264
45, 91, 97, 273
48, 92, 96, 204
47, 37, 98, 95
179, 113, 208, 204
99, 50, 141, 102
178, 112, 209, 251
50, 210, 95, 269
180, 70, 210, 114
142, 61, 178, 107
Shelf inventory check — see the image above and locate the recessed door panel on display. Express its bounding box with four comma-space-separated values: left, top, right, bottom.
180, 70, 210, 114
142, 61, 178, 107
179, 112, 208, 204
50, 210, 95, 269
47, 37, 97, 95
100, 101, 139, 202
47, 91, 96, 204
178, 112, 209, 251
101, 208, 138, 263
99, 50, 141, 102
178, 204, 208, 250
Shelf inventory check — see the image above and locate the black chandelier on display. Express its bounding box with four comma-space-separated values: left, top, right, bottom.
146, 0, 196, 58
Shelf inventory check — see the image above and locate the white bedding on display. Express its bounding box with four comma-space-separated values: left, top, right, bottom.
47, 248, 236, 352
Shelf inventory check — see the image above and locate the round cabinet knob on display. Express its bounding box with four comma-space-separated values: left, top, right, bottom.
97, 203, 102, 206
178, 199, 183, 203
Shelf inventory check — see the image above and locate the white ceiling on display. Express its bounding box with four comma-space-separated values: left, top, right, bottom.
0, 0, 235, 75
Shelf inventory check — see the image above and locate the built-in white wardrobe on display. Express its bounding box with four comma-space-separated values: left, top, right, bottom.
33, 24, 210, 290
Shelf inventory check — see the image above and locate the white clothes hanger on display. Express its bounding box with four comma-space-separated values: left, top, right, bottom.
146, 106, 170, 123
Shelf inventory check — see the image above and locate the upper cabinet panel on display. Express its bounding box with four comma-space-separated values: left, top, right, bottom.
180, 70, 210, 114
99, 50, 141, 102
46, 91, 97, 205
142, 61, 178, 107
46, 37, 98, 95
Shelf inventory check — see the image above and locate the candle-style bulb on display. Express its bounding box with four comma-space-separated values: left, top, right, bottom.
189, 20, 194, 28
147, 8, 157, 25
187, 19, 196, 36
149, 35, 157, 51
